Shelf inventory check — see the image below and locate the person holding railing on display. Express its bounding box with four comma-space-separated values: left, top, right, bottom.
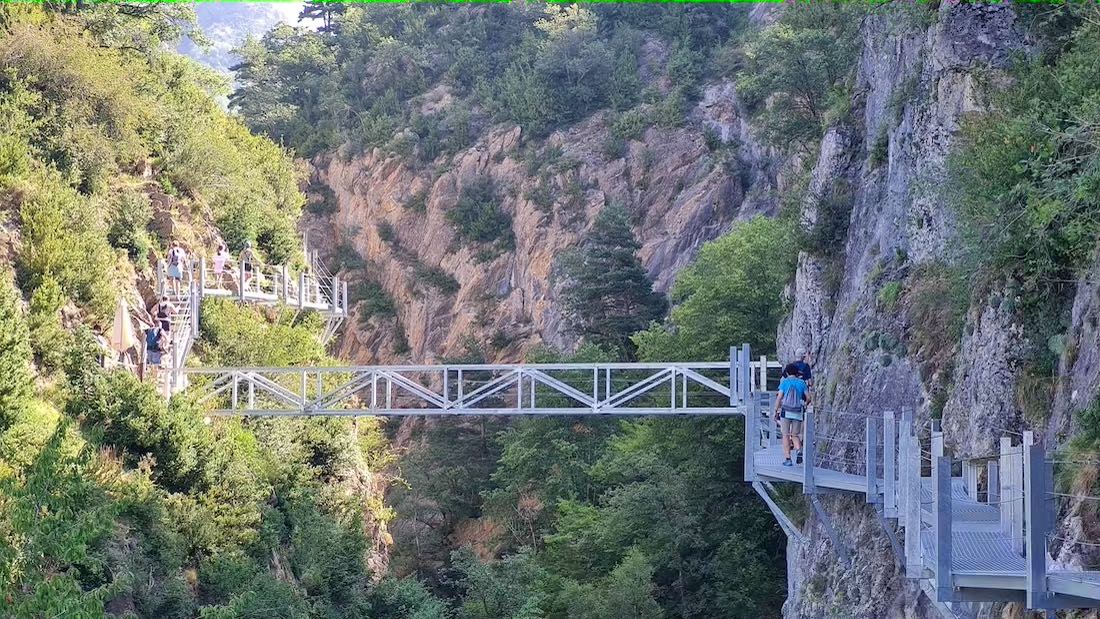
774, 363, 811, 467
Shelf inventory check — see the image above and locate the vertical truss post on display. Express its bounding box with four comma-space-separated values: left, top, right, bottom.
299, 272, 306, 309
301, 371, 307, 411
443, 368, 450, 410
342, 281, 349, 316
866, 417, 879, 503
682, 370, 687, 409
370, 372, 378, 411
199, 258, 207, 294
670, 367, 676, 413
934, 455, 953, 602
884, 411, 897, 517
231, 373, 239, 411
1024, 442, 1050, 611
592, 368, 599, 413
803, 412, 816, 495
248, 378, 255, 410
740, 344, 751, 404
604, 368, 610, 402
744, 388, 758, 482
758, 354, 767, 392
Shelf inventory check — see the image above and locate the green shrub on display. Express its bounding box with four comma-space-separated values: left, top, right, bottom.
611, 108, 647, 141
17, 169, 117, 318
602, 134, 627, 160
354, 281, 397, 322
403, 189, 428, 214
803, 184, 852, 258
393, 322, 410, 355
447, 176, 514, 251
413, 264, 460, 295
0, 276, 33, 427
869, 127, 889, 168
377, 221, 399, 246
27, 275, 68, 374
107, 190, 154, 267
877, 281, 902, 310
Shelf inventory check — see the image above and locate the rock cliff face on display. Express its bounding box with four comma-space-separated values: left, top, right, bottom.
310, 80, 778, 363
777, 5, 1038, 618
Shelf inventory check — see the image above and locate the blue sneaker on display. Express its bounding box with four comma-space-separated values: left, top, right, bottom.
782, 459, 793, 467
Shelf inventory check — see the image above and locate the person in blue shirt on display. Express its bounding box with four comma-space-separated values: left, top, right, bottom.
774, 363, 811, 467
782, 348, 813, 387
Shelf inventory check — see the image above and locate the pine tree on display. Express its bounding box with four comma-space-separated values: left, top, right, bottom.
560, 205, 667, 356
298, 1, 346, 35
0, 276, 33, 427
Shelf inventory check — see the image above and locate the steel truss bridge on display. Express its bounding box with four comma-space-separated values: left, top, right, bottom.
185, 352, 776, 417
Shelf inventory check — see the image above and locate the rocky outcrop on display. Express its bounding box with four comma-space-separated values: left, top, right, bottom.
778, 5, 1033, 618
314, 82, 779, 363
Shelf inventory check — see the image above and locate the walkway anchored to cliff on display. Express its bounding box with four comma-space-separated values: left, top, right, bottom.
161, 248, 1100, 615
739, 341, 1100, 617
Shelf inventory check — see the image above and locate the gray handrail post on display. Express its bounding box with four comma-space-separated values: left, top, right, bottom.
199, 258, 207, 293
963, 460, 981, 501
729, 346, 738, 407
739, 344, 751, 405
299, 272, 307, 309
744, 391, 757, 482
933, 455, 952, 601
987, 460, 1000, 504
191, 282, 199, 333
897, 418, 911, 515
238, 259, 247, 301
884, 411, 897, 517
332, 275, 340, 309
342, 281, 349, 316
904, 432, 922, 577
866, 417, 879, 503
1024, 442, 1051, 610
803, 412, 816, 495
281, 265, 289, 302
932, 429, 944, 458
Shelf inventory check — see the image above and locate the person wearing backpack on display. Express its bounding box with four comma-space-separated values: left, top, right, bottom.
774, 363, 811, 467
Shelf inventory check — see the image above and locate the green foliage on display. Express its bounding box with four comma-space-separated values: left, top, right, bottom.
354, 280, 397, 322
17, 168, 118, 318
0, 276, 33, 428
736, 2, 862, 149
634, 216, 797, 360
951, 6, 1100, 354
877, 280, 902, 310
197, 299, 327, 367
414, 264, 460, 295
560, 205, 667, 356
869, 126, 889, 168
107, 190, 154, 267
447, 176, 514, 254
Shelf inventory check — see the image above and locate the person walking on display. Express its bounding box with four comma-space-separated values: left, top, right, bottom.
213, 243, 231, 289
774, 363, 811, 467
166, 241, 189, 295
240, 241, 260, 294
153, 296, 175, 335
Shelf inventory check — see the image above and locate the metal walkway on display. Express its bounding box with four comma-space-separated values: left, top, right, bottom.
183, 357, 777, 416
738, 343, 1100, 616
148, 239, 349, 397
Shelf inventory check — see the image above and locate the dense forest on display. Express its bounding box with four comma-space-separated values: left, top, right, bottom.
5, 1, 1100, 618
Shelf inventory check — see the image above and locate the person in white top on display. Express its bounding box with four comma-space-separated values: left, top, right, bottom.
213, 243, 230, 289
166, 242, 188, 295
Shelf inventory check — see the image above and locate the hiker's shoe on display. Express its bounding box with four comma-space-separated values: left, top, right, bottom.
782, 459, 793, 467
793, 449, 802, 464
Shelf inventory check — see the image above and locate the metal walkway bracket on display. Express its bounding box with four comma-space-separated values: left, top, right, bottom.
752, 481, 805, 544
810, 495, 851, 566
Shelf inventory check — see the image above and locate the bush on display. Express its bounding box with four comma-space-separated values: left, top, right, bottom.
0, 276, 33, 427
27, 275, 68, 373
377, 221, 399, 246
413, 263, 460, 295
107, 190, 154, 267
447, 176, 514, 251
353, 281, 397, 322
17, 168, 118, 318
611, 108, 647, 141
403, 189, 428, 214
